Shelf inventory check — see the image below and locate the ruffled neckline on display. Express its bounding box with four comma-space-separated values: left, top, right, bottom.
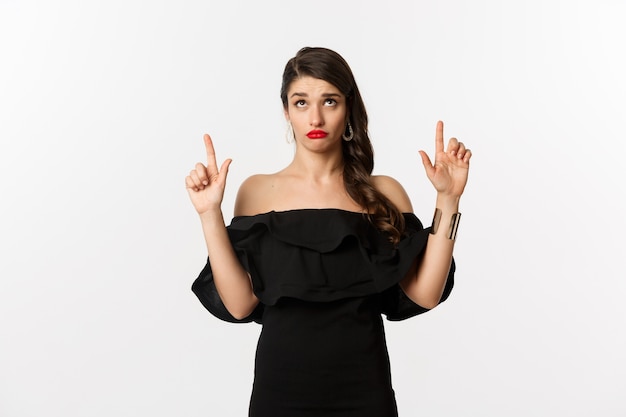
227, 208, 415, 254
232, 208, 371, 220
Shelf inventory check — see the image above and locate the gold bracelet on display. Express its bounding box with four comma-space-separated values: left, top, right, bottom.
430, 208, 461, 241
430, 208, 442, 234
448, 213, 461, 240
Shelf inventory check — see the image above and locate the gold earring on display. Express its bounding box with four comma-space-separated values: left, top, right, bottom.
285, 123, 294, 144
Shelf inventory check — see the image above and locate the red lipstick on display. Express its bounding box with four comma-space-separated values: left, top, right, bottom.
306, 130, 328, 139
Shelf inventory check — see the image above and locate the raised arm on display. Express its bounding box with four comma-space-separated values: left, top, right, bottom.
185, 134, 259, 319
400, 120, 472, 309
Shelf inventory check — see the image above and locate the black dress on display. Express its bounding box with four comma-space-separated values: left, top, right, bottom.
192, 209, 454, 417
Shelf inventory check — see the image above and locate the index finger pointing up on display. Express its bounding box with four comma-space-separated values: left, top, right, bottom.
203, 133, 219, 172
435, 120, 444, 154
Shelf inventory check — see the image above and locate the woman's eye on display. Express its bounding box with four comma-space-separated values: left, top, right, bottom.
295, 100, 306, 107
324, 99, 337, 106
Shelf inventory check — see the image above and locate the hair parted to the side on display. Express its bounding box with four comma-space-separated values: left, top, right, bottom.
280, 46, 406, 244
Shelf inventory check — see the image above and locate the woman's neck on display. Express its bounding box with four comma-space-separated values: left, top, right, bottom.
285, 149, 345, 183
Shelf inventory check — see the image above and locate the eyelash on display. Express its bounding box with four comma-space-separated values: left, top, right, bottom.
294, 98, 337, 107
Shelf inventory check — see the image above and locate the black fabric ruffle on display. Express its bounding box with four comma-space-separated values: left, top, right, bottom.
191, 209, 454, 324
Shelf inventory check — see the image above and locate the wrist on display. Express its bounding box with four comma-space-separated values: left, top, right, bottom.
198, 207, 225, 224
435, 194, 461, 212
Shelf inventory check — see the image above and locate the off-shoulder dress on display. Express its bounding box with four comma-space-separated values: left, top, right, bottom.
192, 209, 454, 417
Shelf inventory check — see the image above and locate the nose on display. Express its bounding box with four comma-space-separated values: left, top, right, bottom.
309, 104, 324, 127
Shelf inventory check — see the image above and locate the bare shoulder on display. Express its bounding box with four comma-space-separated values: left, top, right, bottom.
234, 174, 278, 217
371, 175, 414, 213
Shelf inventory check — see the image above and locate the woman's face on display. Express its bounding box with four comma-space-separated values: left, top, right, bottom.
284, 76, 348, 152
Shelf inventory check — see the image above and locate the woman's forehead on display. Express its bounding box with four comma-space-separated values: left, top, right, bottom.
287, 76, 343, 96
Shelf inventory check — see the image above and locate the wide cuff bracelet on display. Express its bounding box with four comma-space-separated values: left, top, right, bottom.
430, 208, 461, 241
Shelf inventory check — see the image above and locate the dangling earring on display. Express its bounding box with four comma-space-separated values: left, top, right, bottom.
342, 122, 354, 142
285, 122, 294, 144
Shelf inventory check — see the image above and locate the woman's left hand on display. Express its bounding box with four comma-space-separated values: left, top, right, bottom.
419, 120, 472, 197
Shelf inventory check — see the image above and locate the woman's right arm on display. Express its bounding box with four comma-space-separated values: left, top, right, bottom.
186, 134, 259, 320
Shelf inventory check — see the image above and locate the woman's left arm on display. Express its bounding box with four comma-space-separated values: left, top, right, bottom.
400, 120, 472, 309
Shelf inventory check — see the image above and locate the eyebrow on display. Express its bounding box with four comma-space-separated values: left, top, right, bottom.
289, 92, 342, 99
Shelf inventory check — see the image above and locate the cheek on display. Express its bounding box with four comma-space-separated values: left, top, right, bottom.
288, 114, 307, 131
332, 113, 348, 128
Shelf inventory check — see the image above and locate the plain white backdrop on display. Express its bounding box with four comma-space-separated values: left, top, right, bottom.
1, 1, 624, 416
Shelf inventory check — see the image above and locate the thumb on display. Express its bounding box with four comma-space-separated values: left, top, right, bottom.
419, 150, 435, 178
219, 158, 232, 182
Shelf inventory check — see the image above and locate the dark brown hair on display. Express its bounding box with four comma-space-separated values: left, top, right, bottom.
280, 47, 405, 244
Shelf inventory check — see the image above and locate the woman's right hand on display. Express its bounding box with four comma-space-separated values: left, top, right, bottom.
185, 134, 232, 215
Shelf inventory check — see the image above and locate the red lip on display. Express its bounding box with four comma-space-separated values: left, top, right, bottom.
306, 130, 328, 139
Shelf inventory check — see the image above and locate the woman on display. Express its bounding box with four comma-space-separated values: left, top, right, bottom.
186, 47, 471, 417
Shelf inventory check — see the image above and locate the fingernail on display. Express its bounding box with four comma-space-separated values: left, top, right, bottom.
203, 180, 208, 185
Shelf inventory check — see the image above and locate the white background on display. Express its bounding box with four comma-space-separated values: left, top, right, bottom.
1, 1, 625, 416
